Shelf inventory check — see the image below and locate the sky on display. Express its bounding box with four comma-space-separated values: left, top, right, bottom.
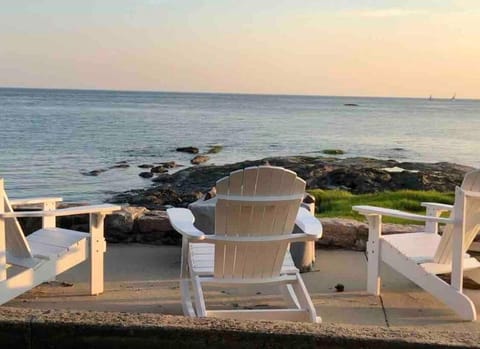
1, 0, 479, 98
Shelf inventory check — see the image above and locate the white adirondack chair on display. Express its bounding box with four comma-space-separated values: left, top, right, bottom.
167, 166, 323, 323
353, 169, 480, 320
0, 178, 120, 305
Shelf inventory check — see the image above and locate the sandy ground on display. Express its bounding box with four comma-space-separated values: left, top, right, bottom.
5, 244, 480, 334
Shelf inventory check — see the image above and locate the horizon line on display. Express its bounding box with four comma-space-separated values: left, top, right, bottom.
0, 85, 476, 101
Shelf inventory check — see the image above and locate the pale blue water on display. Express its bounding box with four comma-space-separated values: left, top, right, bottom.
1, 88, 479, 202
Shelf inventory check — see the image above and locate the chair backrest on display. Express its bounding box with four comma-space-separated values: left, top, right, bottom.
0, 178, 33, 261
434, 170, 480, 264
213, 166, 305, 279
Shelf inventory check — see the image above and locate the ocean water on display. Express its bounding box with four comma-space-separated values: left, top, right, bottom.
1, 88, 479, 202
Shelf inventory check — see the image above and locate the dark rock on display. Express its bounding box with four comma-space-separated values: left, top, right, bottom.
135, 210, 180, 245
137, 211, 173, 234
110, 188, 196, 210
316, 217, 424, 251
151, 173, 174, 183
322, 149, 345, 155
316, 218, 368, 250
139, 172, 154, 178
156, 161, 178, 168
335, 284, 345, 292
110, 163, 130, 169
207, 145, 223, 154
82, 169, 107, 176
151, 165, 168, 174
109, 156, 472, 210
138, 164, 154, 169
105, 206, 147, 242
191, 155, 210, 165
176, 146, 199, 154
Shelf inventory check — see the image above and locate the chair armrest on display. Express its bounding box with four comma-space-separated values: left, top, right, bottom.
10, 197, 63, 207
421, 202, 453, 212
205, 233, 319, 243
166, 208, 206, 240
353, 205, 453, 224
295, 207, 322, 239
0, 204, 121, 218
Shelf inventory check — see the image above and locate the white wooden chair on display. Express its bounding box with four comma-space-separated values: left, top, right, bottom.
353, 169, 480, 320
167, 166, 323, 323
0, 178, 120, 305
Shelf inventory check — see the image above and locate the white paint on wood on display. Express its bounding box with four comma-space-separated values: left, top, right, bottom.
366, 215, 381, 295
89, 213, 106, 295
354, 205, 453, 224
0, 177, 119, 305
0, 204, 119, 218
354, 169, 480, 321
168, 166, 322, 323
42, 200, 56, 229
381, 240, 476, 320
2, 184, 33, 260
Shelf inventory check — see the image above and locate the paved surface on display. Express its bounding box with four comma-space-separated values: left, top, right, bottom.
6, 244, 480, 333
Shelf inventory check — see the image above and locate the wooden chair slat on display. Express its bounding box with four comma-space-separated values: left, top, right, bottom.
2, 186, 33, 260
170, 167, 322, 323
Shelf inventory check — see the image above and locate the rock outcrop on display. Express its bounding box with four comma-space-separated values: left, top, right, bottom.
110, 156, 472, 209
317, 218, 422, 250
104, 207, 178, 244
191, 155, 210, 165
176, 146, 199, 154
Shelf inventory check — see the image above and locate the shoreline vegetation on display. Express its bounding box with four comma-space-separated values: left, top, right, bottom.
311, 189, 454, 224
109, 154, 469, 222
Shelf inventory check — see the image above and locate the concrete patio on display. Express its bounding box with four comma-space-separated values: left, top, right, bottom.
5, 244, 480, 334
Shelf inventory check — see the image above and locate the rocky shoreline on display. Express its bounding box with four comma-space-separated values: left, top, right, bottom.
101, 155, 472, 250
18, 155, 475, 251
109, 155, 472, 209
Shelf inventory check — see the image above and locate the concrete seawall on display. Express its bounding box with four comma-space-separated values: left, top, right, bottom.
1, 307, 479, 349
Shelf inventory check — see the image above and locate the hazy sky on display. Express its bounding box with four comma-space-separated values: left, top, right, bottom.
1, 0, 479, 98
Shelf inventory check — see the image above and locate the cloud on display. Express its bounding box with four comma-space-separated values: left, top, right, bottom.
342, 8, 428, 18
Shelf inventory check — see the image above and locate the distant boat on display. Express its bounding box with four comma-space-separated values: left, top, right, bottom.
451, 93, 456, 100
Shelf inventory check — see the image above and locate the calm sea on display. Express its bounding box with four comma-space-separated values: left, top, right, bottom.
1, 88, 479, 202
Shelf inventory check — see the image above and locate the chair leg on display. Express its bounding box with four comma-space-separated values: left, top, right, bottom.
180, 237, 198, 317
89, 240, 104, 295
180, 279, 196, 317
382, 245, 477, 321
89, 213, 106, 295
291, 274, 320, 323
366, 216, 382, 296
192, 276, 207, 317
367, 245, 381, 295
279, 284, 301, 309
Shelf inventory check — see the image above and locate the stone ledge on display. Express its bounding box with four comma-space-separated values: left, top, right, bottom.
318, 218, 422, 251
0, 307, 479, 348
